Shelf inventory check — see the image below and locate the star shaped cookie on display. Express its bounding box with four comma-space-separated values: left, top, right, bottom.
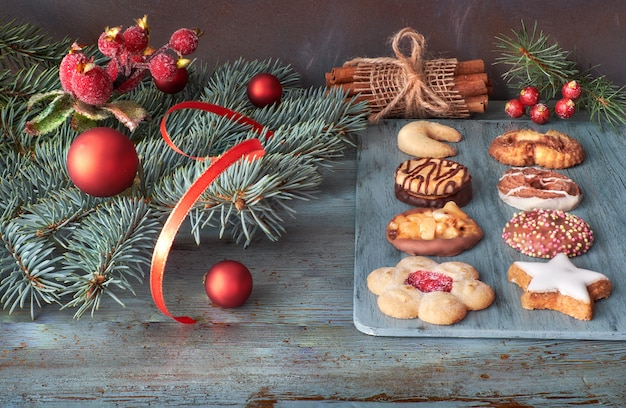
508, 253, 612, 320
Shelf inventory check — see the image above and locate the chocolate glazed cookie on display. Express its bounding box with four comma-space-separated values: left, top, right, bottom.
394, 158, 472, 207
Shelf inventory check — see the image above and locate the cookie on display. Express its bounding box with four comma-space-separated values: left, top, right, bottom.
497, 167, 582, 211
387, 201, 483, 256
488, 128, 585, 169
397, 120, 461, 158
502, 209, 593, 258
508, 253, 612, 321
394, 158, 472, 208
367, 256, 495, 325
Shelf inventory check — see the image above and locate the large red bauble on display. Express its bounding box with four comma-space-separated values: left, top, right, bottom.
66, 127, 139, 197
246, 73, 282, 107
203, 260, 253, 308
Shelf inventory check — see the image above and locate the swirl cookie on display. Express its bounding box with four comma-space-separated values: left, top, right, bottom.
367, 256, 495, 325
394, 158, 472, 208
488, 128, 585, 169
508, 253, 612, 320
497, 167, 582, 211
502, 209, 594, 258
387, 201, 483, 256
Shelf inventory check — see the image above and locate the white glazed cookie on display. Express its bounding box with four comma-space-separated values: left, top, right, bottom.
508, 253, 612, 320
367, 256, 494, 325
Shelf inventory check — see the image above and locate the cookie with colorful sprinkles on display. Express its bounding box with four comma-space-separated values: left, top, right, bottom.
501, 209, 594, 258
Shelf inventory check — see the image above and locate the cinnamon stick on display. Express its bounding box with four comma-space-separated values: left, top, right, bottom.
328, 66, 357, 85
452, 79, 488, 98
464, 94, 489, 113
455, 59, 485, 75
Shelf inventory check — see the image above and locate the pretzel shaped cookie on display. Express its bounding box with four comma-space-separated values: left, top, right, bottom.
367, 256, 494, 325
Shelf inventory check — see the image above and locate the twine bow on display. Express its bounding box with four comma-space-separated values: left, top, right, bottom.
345, 28, 453, 122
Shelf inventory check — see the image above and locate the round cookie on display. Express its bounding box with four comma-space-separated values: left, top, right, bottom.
497, 167, 582, 211
502, 209, 594, 258
394, 158, 472, 208
488, 128, 585, 169
386, 201, 483, 256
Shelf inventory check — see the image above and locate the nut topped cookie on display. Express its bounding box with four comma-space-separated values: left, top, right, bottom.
394, 158, 472, 208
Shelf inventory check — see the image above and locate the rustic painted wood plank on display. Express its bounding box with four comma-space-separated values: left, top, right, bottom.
1, 114, 626, 406
354, 118, 626, 339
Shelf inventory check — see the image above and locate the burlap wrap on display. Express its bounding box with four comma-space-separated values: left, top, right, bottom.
344, 28, 470, 123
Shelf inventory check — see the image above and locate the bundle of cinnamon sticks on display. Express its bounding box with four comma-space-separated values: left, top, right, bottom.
325, 59, 491, 115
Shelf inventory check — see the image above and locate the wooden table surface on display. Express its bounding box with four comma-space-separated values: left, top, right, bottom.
2, 107, 625, 406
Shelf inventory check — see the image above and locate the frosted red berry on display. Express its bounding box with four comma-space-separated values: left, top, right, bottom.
59, 49, 89, 93
71, 63, 113, 106
169, 28, 199, 55
504, 99, 525, 118
97, 27, 125, 58
529, 103, 550, 124
406, 270, 453, 293
123, 26, 149, 54
555, 98, 576, 119
149, 53, 178, 82
519, 86, 540, 106
562, 80, 582, 100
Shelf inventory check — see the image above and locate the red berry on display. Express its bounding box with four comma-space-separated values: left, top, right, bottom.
97, 27, 125, 58
561, 80, 582, 100
123, 25, 149, 54
71, 63, 113, 106
529, 103, 550, 124
149, 53, 178, 82
169, 28, 200, 56
59, 47, 89, 94
504, 99, 525, 118
555, 98, 576, 119
154, 67, 188, 94
406, 270, 453, 293
519, 86, 540, 106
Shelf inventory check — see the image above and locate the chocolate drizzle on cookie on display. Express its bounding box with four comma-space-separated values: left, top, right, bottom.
394, 158, 472, 207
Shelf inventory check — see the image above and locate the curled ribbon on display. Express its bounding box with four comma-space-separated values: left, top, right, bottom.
150, 101, 271, 323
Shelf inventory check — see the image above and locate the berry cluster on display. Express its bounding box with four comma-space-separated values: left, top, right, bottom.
60, 15, 201, 105
504, 80, 582, 124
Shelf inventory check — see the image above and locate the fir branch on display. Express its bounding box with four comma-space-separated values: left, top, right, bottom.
0, 19, 73, 70
60, 197, 160, 319
493, 20, 579, 99
583, 75, 626, 129
0, 221, 66, 319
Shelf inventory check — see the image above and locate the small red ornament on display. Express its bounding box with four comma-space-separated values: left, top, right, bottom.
154, 67, 189, 94
203, 260, 253, 308
561, 80, 582, 100
246, 73, 282, 107
66, 127, 138, 197
529, 103, 550, 124
555, 97, 576, 119
504, 99, 525, 118
519, 86, 540, 107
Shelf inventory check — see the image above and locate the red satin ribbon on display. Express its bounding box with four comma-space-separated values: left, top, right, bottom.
150, 101, 271, 323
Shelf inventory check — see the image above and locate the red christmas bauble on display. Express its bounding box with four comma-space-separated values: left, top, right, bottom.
246, 73, 282, 107
203, 260, 253, 308
66, 127, 139, 197
154, 67, 188, 94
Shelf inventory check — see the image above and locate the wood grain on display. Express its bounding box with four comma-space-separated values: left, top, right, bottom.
1, 105, 625, 405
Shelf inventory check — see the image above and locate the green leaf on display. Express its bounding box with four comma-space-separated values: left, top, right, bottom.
24, 92, 74, 135
101, 100, 148, 131
72, 99, 111, 121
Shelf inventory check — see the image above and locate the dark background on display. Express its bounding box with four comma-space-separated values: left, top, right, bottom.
2, 0, 625, 100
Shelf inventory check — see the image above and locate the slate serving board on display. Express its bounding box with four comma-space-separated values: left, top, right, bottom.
353, 118, 626, 339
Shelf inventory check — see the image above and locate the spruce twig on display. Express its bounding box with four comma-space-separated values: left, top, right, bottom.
494, 20, 626, 129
